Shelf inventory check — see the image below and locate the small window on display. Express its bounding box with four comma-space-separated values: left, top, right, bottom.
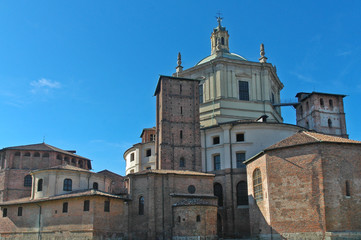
150, 134, 155, 141
328, 119, 332, 128
180, 157, 185, 168
196, 215, 201, 222
236, 133, 244, 142
62, 202, 68, 213
15, 152, 21, 156
180, 84, 182, 94
221, 37, 224, 45
104, 201, 110, 212
146, 167, 151, 170
18, 207, 22, 216
306, 102, 309, 111
180, 106, 183, 115
139, 196, 144, 215
214, 154, 221, 171
346, 181, 351, 197
236, 152, 246, 168
93, 182, 98, 190
24, 175, 32, 187
71, 158, 76, 165
146, 149, 151, 157
188, 185, 196, 194
24, 152, 31, 157
63, 179, 72, 191
177, 216, 181, 223
320, 98, 324, 107
56, 154, 62, 160
306, 121, 309, 129
329, 99, 333, 108
213, 136, 220, 145
79, 160, 83, 168
37, 179, 43, 192
271, 92, 275, 104
214, 183, 223, 207
84, 200, 90, 211
2, 208, 7, 217
253, 169, 263, 202
239, 81, 249, 101
130, 153, 135, 162
34, 152, 40, 157
180, 130, 183, 139
43, 153, 49, 158
300, 105, 303, 116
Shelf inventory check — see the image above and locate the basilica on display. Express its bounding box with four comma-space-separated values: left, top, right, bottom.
0, 19, 360, 240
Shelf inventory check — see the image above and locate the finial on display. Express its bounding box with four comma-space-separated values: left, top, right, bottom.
176, 52, 183, 74
216, 11, 223, 27
259, 43, 268, 63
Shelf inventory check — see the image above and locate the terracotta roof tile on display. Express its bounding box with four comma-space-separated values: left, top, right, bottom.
131, 169, 214, 177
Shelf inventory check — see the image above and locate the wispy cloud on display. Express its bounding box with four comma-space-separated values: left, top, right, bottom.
290, 72, 315, 83
30, 78, 61, 94
336, 50, 352, 57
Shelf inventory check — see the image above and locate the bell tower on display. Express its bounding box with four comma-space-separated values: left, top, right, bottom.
211, 16, 230, 55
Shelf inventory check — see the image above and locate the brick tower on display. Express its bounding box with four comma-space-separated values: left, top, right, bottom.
296, 92, 348, 138
154, 75, 202, 171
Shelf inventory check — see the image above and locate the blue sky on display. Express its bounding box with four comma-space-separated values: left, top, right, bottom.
0, 1, 360, 175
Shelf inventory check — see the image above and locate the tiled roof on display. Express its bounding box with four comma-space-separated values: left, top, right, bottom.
266, 131, 361, 150
2, 142, 90, 160
31, 164, 92, 174
0, 189, 127, 206
131, 169, 214, 177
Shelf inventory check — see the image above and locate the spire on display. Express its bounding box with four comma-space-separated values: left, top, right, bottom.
259, 43, 268, 63
176, 52, 183, 74
211, 14, 230, 55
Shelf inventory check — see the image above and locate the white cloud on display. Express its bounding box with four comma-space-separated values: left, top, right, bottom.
290, 72, 315, 83
30, 78, 61, 94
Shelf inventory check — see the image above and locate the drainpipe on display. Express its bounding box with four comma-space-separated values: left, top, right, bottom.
228, 124, 236, 236
36, 204, 42, 240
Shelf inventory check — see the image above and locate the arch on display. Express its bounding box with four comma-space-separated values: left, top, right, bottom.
93, 182, 99, 190
37, 179, 43, 192
328, 119, 332, 128
24, 175, 32, 187
253, 168, 263, 201
63, 178, 72, 191
34, 152, 40, 157
237, 181, 249, 205
213, 183, 223, 206
139, 196, 144, 215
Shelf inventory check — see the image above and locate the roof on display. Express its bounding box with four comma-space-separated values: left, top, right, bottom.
2, 142, 90, 161
196, 52, 247, 66
31, 164, 92, 174
154, 75, 200, 96
244, 131, 361, 164
295, 91, 346, 100
0, 189, 127, 206
129, 169, 214, 177
140, 127, 156, 138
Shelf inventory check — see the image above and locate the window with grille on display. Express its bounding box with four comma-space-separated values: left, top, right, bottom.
253, 169, 263, 202
236, 152, 246, 168
63, 179, 72, 191
213, 155, 221, 171
24, 175, 32, 187
239, 81, 249, 101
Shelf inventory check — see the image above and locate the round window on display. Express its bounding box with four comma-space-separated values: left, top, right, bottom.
188, 185, 196, 194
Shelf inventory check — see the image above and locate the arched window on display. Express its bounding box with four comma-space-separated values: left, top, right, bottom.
24, 152, 31, 157
43, 153, 49, 158
213, 183, 223, 206
346, 181, 351, 197
63, 179, 72, 191
237, 181, 248, 205
34, 152, 40, 157
221, 37, 225, 45
180, 157, 185, 167
93, 182, 98, 190
320, 98, 324, 107
328, 119, 332, 128
139, 196, 144, 215
253, 169, 263, 202
37, 179, 43, 192
71, 158, 76, 165
329, 99, 333, 108
24, 175, 32, 187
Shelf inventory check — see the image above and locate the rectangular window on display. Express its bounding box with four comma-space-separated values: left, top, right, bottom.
213, 155, 221, 171
239, 81, 249, 101
146, 149, 151, 157
199, 84, 204, 104
104, 201, 110, 212
18, 207, 22, 216
84, 200, 90, 211
236, 152, 246, 168
213, 136, 220, 145
2, 208, 7, 217
62, 202, 68, 213
236, 133, 244, 142
130, 153, 135, 162
150, 134, 155, 141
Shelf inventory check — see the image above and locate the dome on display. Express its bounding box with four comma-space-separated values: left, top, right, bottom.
196, 52, 247, 66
